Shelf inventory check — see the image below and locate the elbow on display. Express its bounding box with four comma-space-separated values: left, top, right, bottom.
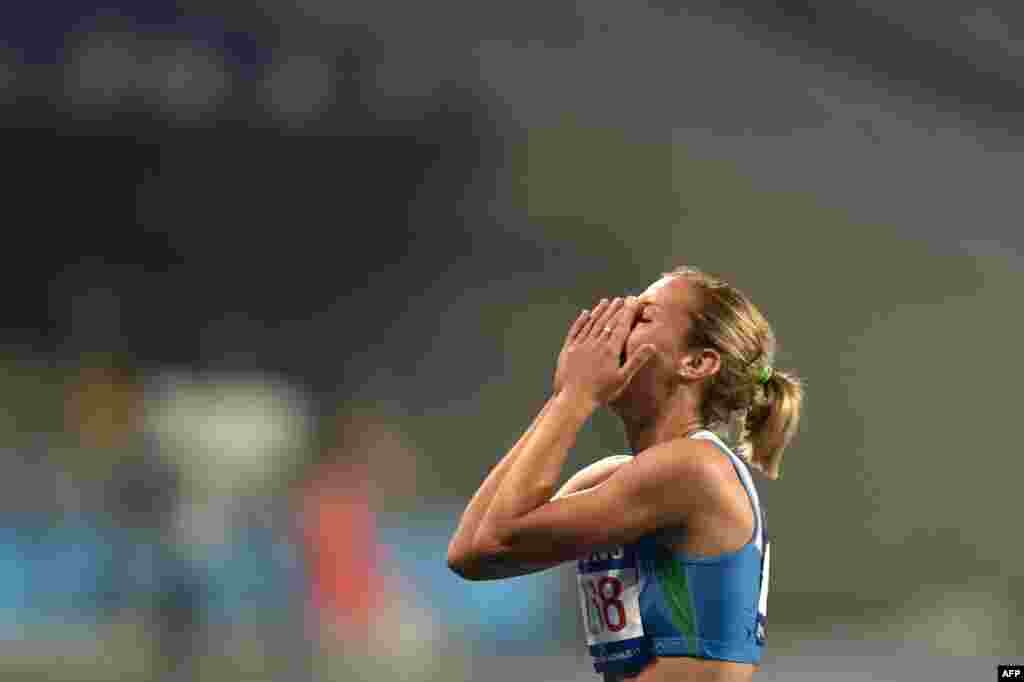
446, 539, 485, 581
447, 530, 505, 581
447, 554, 479, 581
446, 545, 473, 580
446, 538, 471, 579
447, 551, 490, 582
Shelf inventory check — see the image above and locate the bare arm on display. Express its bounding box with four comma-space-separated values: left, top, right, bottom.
449, 446, 630, 581
448, 309, 595, 579
447, 395, 558, 567
448, 390, 596, 580
464, 437, 716, 580
480, 391, 595, 533
447, 454, 632, 581
449, 300, 663, 581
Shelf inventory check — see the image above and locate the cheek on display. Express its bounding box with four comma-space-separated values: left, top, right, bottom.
626, 332, 662, 365
629, 325, 662, 349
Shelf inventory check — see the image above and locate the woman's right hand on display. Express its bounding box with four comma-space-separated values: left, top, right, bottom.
553, 304, 597, 394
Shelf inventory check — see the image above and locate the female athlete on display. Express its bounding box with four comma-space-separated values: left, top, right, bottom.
448, 266, 804, 681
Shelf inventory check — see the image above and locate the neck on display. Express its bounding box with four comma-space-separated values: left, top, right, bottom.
619, 388, 705, 454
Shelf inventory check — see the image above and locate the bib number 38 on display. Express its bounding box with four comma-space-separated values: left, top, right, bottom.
582, 576, 626, 634
576, 548, 645, 646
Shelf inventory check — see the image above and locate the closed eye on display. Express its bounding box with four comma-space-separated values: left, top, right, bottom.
632, 302, 654, 329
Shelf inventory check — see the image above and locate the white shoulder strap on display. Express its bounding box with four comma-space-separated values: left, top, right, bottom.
689, 431, 765, 553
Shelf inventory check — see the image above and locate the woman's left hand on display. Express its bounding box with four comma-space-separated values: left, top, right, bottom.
558, 296, 657, 407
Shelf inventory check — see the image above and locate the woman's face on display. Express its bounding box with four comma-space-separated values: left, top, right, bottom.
625, 276, 696, 365
614, 275, 700, 406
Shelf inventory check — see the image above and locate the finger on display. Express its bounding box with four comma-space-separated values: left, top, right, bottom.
619, 344, 657, 383
580, 298, 609, 338
601, 298, 628, 341
591, 297, 624, 340
608, 296, 640, 347
566, 309, 590, 344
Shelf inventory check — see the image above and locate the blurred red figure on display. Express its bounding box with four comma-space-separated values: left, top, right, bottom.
299, 456, 395, 642
296, 410, 445, 682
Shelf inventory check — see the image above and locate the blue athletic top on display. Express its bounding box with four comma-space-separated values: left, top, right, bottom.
576, 430, 770, 676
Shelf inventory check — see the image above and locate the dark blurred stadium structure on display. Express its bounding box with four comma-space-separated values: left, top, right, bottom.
1, 1, 1023, 680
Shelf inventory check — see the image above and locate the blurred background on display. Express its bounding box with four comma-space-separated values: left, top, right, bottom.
1, 0, 1022, 680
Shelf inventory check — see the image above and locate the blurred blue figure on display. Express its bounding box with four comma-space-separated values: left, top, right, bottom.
64, 359, 207, 682
378, 506, 568, 656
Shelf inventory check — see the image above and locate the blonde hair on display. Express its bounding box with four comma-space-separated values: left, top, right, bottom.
667, 266, 804, 480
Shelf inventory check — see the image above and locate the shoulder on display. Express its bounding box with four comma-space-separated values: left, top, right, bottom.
626, 437, 738, 505
553, 454, 634, 500
586, 453, 634, 472
582, 454, 635, 481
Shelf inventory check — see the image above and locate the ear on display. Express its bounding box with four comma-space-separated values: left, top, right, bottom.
677, 347, 721, 381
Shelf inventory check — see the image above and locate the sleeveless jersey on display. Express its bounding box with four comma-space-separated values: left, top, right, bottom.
576, 430, 770, 675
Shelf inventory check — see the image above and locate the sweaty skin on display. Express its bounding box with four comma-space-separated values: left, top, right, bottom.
453, 280, 768, 681
557, 456, 758, 682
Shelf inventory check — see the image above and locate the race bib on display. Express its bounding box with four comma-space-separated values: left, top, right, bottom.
577, 546, 651, 673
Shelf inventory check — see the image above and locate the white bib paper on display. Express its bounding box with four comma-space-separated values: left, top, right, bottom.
576, 546, 650, 672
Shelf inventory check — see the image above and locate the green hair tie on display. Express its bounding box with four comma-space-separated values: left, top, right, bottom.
757, 366, 774, 385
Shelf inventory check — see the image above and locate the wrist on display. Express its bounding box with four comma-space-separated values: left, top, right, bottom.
554, 387, 600, 416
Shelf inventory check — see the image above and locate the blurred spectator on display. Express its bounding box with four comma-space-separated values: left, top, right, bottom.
63, 356, 206, 682
144, 370, 314, 681
298, 409, 445, 680
301, 456, 390, 640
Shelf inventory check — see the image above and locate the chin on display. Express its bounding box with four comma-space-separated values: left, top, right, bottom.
610, 380, 649, 418
616, 356, 666, 411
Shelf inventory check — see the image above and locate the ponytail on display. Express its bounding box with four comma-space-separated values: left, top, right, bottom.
743, 369, 803, 480
667, 265, 806, 481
